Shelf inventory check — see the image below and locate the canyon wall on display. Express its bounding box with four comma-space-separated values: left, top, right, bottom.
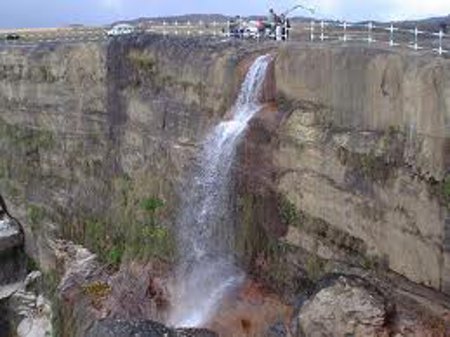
273, 44, 450, 294
0, 36, 256, 270
0, 37, 449, 335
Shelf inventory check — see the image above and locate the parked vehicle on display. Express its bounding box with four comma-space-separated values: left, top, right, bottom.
106, 24, 135, 37
5, 33, 20, 40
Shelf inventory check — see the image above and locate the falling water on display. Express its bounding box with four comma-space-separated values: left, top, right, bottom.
168, 55, 272, 328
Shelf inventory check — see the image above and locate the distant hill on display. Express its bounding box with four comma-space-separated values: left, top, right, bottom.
112, 14, 231, 27
394, 15, 450, 31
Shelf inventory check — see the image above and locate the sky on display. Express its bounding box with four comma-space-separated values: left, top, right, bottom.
1, 0, 450, 28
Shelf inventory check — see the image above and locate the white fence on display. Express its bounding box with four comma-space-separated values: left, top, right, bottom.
1, 19, 449, 57
304, 20, 449, 56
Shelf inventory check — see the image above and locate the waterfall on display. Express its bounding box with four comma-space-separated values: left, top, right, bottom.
168, 54, 272, 328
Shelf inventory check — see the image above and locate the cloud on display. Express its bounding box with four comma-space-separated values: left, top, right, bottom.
389, 0, 450, 20
100, 0, 123, 11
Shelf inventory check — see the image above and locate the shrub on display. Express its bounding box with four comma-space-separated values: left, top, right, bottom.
279, 196, 300, 227
140, 197, 165, 215
82, 281, 111, 299
107, 246, 124, 267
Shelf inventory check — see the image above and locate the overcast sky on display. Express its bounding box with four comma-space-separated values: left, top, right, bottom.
1, 0, 450, 28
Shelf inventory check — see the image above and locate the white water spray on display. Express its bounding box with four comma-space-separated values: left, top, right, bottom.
168, 55, 272, 328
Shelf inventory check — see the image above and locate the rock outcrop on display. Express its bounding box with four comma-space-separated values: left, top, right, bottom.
274, 44, 450, 294
298, 276, 388, 337
0, 35, 259, 271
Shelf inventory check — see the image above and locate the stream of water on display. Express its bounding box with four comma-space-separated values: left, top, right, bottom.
168, 54, 272, 328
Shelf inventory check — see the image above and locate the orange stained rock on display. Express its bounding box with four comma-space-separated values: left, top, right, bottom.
205, 279, 293, 337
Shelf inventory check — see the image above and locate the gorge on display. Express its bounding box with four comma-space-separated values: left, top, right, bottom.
0, 34, 449, 336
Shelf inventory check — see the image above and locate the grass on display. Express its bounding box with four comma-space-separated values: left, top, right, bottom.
38, 65, 57, 83
140, 197, 165, 214
81, 196, 175, 268
27, 204, 47, 232
0, 117, 55, 151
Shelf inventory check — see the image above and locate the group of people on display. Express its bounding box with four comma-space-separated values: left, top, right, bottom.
227, 8, 291, 40
267, 8, 291, 39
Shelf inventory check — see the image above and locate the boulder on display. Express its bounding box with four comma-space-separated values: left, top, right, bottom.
0, 217, 22, 252
298, 276, 388, 337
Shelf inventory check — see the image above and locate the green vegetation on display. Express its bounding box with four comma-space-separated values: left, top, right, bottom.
25, 255, 40, 272
337, 146, 391, 183
305, 254, 326, 282
360, 151, 379, 177
27, 204, 47, 232
264, 241, 296, 287
360, 253, 388, 271
236, 194, 274, 265
128, 197, 174, 261
81, 196, 175, 268
279, 196, 300, 227
38, 65, 57, 82
140, 197, 165, 214
83, 218, 125, 268
443, 175, 450, 204
42, 269, 60, 299
0, 117, 55, 151
128, 50, 157, 75
107, 247, 124, 267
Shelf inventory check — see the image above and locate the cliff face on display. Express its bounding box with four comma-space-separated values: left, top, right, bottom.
0, 36, 251, 270
274, 45, 450, 294
0, 37, 449, 335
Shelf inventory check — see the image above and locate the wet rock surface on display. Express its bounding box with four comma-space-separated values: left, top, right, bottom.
86, 319, 218, 337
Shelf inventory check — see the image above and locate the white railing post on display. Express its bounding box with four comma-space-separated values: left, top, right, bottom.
414, 26, 418, 50
368, 22, 373, 44
389, 23, 395, 46
227, 20, 230, 37
284, 20, 288, 41
439, 29, 443, 55
320, 20, 325, 41
343, 21, 347, 42
310, 20, 315, 41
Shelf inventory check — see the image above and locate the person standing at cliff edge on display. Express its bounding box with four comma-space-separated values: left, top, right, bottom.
267, 8, 278, 36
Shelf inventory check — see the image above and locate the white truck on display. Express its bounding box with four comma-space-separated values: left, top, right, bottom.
106, 24, 135, 37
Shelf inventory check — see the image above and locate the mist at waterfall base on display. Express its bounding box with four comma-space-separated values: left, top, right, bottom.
168, 55, 272, 328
